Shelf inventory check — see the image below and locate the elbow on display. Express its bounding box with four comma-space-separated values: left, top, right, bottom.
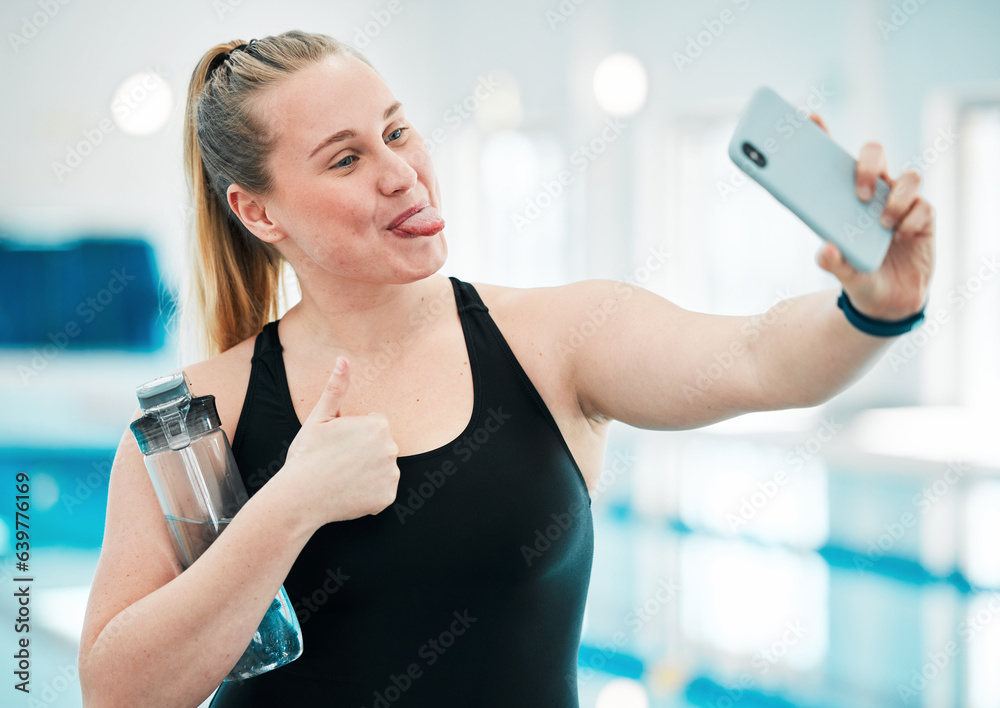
79, 649, 108, 708
79, 648, 128, 708
79, 643, 212, 708
79, 657, 100, 708
80, 679, 131, 708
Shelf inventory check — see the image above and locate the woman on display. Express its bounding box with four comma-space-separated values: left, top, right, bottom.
78, 30, 935, 708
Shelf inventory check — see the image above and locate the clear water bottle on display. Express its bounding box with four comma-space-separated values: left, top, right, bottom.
129, 371, 303, 681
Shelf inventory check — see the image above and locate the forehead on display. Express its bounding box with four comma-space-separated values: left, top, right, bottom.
261, 54, 395, 160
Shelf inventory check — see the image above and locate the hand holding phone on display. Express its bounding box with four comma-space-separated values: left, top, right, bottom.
728, 86, 893, 273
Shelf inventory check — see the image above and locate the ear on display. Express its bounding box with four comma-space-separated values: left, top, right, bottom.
226, 183, 285, 245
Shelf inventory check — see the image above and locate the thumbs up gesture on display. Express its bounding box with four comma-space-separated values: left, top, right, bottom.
277, 357, 401, 529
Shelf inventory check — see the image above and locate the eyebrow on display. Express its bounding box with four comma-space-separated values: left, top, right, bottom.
308, 101, 403, 160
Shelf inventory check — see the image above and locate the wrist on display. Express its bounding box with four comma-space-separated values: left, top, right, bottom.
837, 290, 926, 337
248, 472, 320, 543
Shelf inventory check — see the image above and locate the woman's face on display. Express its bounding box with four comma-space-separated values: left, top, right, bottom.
243, 53, 447, 284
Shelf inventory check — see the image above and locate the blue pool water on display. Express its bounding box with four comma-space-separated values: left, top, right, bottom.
3, 441, 998, 708
0, 447, 115, 550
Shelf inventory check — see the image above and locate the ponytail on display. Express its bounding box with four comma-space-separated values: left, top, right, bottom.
178, 31, 379, 362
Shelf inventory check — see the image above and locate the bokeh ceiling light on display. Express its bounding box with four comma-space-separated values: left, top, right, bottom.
595, 678, 650, 708
111, 70, 173, 136
592, 52, 648, 116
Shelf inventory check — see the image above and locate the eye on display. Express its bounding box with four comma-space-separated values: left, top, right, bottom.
328, 128, 409, 170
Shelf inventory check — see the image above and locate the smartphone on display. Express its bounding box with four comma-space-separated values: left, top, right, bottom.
728, 86, 893, 273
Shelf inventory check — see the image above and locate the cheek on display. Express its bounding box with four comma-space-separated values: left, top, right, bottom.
279, 206, 362, 266
404, 132, 433, 169
294, 189, 366, 228
410, 148, 437, 186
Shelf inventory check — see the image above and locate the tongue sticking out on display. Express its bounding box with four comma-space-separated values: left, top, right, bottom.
393, 206, 445, 236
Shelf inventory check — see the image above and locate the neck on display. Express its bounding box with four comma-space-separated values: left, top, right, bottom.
282, 273, 448, 361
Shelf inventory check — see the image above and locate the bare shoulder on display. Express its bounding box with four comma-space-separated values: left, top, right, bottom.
469, 277, 619, 355
469, 278, 598, 319
471, 278, 618, 312
468, 279, 609, 426
173, 331, 260, 443
467, 279, 564, 338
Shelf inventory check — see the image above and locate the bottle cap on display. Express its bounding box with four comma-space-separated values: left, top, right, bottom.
130, 394, 222, 454
136, 372, 192, 412
130, 371, 222, 453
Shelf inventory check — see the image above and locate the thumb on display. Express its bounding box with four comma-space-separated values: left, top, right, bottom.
816, 242, 860, 284
304, 356, 350, 425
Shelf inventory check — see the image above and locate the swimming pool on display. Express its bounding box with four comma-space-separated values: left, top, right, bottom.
3, 411, 996, 708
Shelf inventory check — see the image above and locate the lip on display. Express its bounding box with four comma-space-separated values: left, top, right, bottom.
387, 200, 430, 231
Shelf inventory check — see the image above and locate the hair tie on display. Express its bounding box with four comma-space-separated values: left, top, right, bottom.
231, 38, 259, 56
205, 38, 259, 82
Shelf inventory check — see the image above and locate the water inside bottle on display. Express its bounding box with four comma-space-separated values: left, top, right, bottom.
225, 591, 303, 681
162, 515, 303, 681
163, 515, 231, 570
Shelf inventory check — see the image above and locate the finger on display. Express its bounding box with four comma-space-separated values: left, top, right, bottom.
856, 142, 890, 202
808, 113, 829, 134
880, 170, 922, 230
894, 197, 934, 240
304, 357, 350, 425
816, 241, 862, 285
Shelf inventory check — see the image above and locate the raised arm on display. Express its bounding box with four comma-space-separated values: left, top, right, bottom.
562, 117, 934, 432
556, 278, 772, 431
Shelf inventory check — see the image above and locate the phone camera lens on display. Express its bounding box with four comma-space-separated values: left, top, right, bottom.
742, 141, 766, 168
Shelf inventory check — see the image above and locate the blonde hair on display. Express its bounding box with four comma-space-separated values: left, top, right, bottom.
179, 30, 380, 361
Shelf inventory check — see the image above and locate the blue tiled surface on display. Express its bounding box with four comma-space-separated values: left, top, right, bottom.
0, 237, 171, 350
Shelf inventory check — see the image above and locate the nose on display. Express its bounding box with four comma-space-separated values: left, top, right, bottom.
377, 142, 418, 196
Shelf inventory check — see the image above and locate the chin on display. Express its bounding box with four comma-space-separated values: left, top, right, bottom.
397, 241, 448, 282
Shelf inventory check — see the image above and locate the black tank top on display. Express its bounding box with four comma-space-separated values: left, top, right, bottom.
209, 276, 594, 707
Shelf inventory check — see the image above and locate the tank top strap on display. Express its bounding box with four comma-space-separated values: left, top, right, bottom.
230, 320, 299, 487
257, 320, 282, 356
446, 276, 589, 502
448, 275, 489, 315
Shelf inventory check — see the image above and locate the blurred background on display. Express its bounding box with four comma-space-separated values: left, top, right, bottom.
1, 0, 998, 706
